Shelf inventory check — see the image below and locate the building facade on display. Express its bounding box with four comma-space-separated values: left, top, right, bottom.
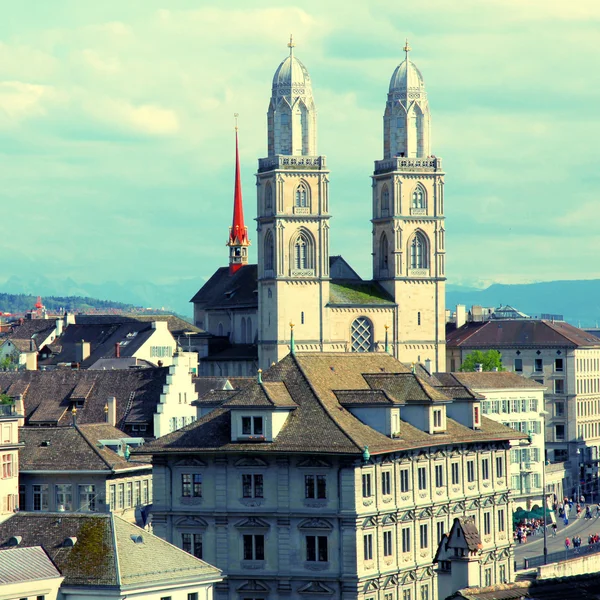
0, 401, 21, 515
138, 353, 523, 600
192, 39, 446, 374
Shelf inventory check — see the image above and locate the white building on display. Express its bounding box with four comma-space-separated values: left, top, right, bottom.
0, 399, 21, 516
138, 352, 525, 600
0, 512, 222, 600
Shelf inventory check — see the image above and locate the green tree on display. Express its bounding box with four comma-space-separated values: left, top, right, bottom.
459, 349, 505, 372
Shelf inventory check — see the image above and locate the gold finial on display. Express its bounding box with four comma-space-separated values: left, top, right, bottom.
384, 324, 389, 331
72, 407, 77, 415
104, 403, 108, 413
288, 33, 295, 56
289, 321, 295, 330
404, 38, 411, 59
234, 113, 239, 132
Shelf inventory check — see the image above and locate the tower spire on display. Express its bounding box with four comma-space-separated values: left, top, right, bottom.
227, 113, 250, 275
288, 33, 295, 58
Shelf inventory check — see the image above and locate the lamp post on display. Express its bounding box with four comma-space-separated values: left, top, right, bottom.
540, 410, 550, 565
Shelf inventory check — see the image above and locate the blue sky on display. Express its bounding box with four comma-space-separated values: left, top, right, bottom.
1, 0, 599, 298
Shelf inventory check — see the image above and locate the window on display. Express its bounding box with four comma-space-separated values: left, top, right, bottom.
143, 480, 149, 504
435, 464, 444, 488
555, 424, 565, 441
32, 485, 47, 511
295, 183, 308, 207
306, 535, 328, 562
118, 483, 124, 509
264, 230, 274, 272
433, 409, 442, 428
403, 591, 412, 600
243, 534, 265, 561
420, 585, 429, 600
410, 232, 428, 269
419, 524, 428, 549
383, 530, 393, 556
401, 526, 411, 553
436, 521, 445, 544
417, 311, 421, 326
418, 466, 427, 491
380, 233, 389, 270
496, 456, 504, 478
514, 358, 523, 372
412, 186, 425, 208
382, 471, 392, 496
451, 462, 460, 485
126, 482, 133, 507
474, 405, 480, 425
555, 402, 565, 417
554, 379, 565, 394
467, 460, 475, 483
182, 474, 203, 498
79, 485, 96, 512
498, 509, 505, 532
134, 481, 141, 506
56, 484, 73, 511
294, 233, 309, 269
182, 533, 203, 558
265, 182, 273, 211
481, 458, 490, 480
0, 454, 13, 479
150, 345, 173, 358
305, 474, 327, 499
188, 594, 198, 600
535, 358, 543, 372
241, 416, 264, 436
381, 185, 390, 214
362, 473, 373, 498
555, 358, 564, 372
400, 468, 410, 492
109, 485, 116, 510
351, 317, 373, 353
242, 474, 264, 498
483, 512, 491, 535
484, 568, 492, 587
363, 533, 373, 560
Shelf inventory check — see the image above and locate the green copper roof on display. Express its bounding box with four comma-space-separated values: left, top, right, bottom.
329, 281, 395, 306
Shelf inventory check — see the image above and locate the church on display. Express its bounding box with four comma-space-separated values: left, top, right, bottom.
192, 39, 446, 375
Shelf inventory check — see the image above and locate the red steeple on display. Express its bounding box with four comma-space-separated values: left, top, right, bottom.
227, 116, 250, 275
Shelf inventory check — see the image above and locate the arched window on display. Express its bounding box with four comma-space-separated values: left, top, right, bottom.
217, 323, 224, 336
351, 317, 373, 353
295, 183, 308, 207
410, 232, 428, 269
412, 185, 426, 209
264, 230, 274, 272
240, 317, 247, 344
247, 318, 252, 344
265, 183, 273, 212
379, 233, 389, 270
294, 232, 309, 269
381, 185, 390, 215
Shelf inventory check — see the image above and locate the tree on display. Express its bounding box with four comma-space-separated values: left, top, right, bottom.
459, 349, 505, 372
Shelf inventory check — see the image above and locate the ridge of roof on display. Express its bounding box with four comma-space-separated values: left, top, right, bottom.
110, 513, 122, 586
75, 423, 114, 471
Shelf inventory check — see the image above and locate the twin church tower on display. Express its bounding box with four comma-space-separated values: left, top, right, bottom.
197, 38, 446, 373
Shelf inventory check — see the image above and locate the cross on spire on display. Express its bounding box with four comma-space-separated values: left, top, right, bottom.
404, 38, 411, 61
288, 33, 295, 57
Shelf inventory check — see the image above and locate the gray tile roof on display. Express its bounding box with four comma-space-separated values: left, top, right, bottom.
19, 424, 150, 472
0, 545, 62, 583
74, 314, 201, 335
0, 513, 220, 588
190, 265, 259, 309
441, 371, 546, 390
137, 353, 526, 458
222, 381, 297, 408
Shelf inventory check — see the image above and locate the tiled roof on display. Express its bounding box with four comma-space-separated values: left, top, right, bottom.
0, 368, 168, 431
362, 373, 451, 403
447, 320, 600, 349
222, 381, 297, 408
190, 265, 258, 309
459, 517, 483, 551
19, 424, 150, 472
442, 371, 545, 390
137, 353, 525, 458
0, 513, 220, 588
88, 357, 155, 370
194, 377, 231, 399
74, 314, 201, 335
0, 545, 62, 583
7, 319, 56, 340
193, 389, 238, 406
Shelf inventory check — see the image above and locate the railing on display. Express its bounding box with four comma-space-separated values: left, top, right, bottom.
374, 156, 443, 174
0, 404, 15, 417
258, 156, 326, 172
521, 541, 600, 569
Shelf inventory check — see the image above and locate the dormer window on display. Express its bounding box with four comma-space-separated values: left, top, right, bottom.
430, 406, 446, 434
242, 416, 263, 436
473, 404, 481, 429
433, 409, 442, 428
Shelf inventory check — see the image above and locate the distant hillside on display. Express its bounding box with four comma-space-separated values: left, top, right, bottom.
447, 279, 600, 327
0, 292, 136, 314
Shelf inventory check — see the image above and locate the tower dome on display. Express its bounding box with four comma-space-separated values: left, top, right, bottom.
267, 36, 317, 157
383, 40, 431, 159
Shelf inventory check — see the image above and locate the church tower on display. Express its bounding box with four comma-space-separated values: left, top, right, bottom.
372, 41, 446, 371
257, 37, 331, 368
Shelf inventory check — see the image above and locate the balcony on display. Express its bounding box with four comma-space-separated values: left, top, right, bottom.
0, 404, 16, 417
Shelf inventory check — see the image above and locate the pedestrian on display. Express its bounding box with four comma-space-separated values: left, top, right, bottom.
517, 528, 523, 544
577, 503, 582, 518
566, 537, 571, 551
552, 523, 557, 537
564, 514, 569, 526
581, 494, 586, 504
586, 505, 592, 519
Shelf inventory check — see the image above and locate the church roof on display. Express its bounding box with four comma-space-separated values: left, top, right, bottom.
389, 58, 425, 93
329, 281, 395, 307
136, 353, 525, 458
272, 52, 312, 91
190, 264, 258, 309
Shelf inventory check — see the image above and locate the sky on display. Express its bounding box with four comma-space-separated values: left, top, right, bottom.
1, 0, 600, 298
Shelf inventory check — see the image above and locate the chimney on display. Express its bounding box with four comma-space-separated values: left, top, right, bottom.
106, 397, 116, 427
75, 340, 90, 363
424, 359, 432, 375
115, 343, 120, 358
15, 395, 25, 427
64, 312, 75, 327
455, 304, 467, 329
55, 318, 63, 337
475, 363, 483, 372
